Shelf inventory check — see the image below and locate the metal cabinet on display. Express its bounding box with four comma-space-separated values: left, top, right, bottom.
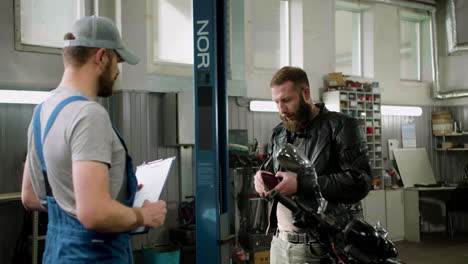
362, 190, 387, 228
385, 189, 405, 241
362, 189, 405, 241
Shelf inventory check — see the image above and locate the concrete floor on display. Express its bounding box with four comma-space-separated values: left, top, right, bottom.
133, 232, 468, 264
395, 233, 468, 264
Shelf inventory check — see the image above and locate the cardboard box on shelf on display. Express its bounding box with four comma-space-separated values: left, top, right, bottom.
328, 72, 346, 86
441, 142, 454, 149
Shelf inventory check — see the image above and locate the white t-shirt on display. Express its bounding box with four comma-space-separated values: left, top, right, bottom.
27, 87, 127, 217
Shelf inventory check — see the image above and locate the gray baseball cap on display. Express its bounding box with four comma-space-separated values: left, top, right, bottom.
64, 15, 139, 65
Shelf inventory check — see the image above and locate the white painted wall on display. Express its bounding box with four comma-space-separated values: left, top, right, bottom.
244, 0, 335, 101
372, 3, 433, 105
120, 0, 148, 92
3, 0, 468, 105
302, 0, 335, 102
243, 1, 437, 105
244, 0, 290, 99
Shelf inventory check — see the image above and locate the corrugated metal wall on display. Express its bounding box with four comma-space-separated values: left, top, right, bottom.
0, 103, 34, 263
381, 105, 468, 231
0, 103, 35, 193
105, 91, 181, 249
228, 97, 279, 152
382, 106, 468, 183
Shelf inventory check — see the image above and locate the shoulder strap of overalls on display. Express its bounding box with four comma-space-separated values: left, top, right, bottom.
112, 127, 128, 152
33, 96, 89, 196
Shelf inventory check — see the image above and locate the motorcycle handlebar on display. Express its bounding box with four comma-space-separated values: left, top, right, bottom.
268, 189, 300, 215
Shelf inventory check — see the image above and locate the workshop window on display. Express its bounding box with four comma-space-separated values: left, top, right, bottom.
400, 19, 421, 81
250, 0, 290, 71
15, 0, 96, 54
335, 9, 362, 77
151, 0, 193, 65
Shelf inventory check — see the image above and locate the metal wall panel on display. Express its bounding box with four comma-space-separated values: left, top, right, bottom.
381, 105, 468, 183
0, 103, 33, 264
108, 91, 181, 249
382, 105, 468, 231
228, 97, 279, 153
0, 103, 35, 193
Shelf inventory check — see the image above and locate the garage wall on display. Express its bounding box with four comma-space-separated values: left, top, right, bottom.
228, 99, 468, 185
436, 0, 468, 106
382, 106, 468, 184
0, 104, 35, 194
228, 97, 279, 152
228, 99, 468, 232
0, 92, 181, 263
101, 91, 181, 249
382, 106, 468, 231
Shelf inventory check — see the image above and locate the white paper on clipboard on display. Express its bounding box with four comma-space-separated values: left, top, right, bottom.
131, 156, 175, 234
132, 156, 176, 208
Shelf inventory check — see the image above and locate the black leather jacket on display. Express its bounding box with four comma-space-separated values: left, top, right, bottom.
264, 103, 372, 232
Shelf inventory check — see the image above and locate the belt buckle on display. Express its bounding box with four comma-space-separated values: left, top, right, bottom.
278, 230, 308, 244
287, 232, 298, 243
286, 231, 304, 243
278, 230, 291, 242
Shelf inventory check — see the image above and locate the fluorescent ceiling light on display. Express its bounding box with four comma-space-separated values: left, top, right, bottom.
249, 100, 278, 112
0, 90, 51, 104
381, 105, 422, 116
249, 100, 423, 117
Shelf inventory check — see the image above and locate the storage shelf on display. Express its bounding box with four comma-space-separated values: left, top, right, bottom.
434, 133, 468, 137
435, 148, 468, 151
323, 89, 383, 188
336, 90, 376, 94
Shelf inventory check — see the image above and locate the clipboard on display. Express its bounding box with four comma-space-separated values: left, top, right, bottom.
131, 156, 176, 234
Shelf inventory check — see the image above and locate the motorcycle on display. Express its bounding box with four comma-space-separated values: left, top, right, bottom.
267, 143, 406, 264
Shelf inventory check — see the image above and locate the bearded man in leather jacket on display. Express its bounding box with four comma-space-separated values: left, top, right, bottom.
254, 66, 372, 264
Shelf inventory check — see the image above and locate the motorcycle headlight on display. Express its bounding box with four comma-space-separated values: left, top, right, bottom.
343, 219, 381, 253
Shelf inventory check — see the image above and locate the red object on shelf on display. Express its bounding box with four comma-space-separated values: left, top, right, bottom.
367, 127, 374, 134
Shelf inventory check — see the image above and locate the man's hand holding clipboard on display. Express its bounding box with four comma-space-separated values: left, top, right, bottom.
131, 156, 176, 234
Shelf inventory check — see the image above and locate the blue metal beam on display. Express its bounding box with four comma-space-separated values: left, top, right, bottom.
193, 0, 230, 263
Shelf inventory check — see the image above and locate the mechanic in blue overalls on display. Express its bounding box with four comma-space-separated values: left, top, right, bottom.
21, 16, 167, 263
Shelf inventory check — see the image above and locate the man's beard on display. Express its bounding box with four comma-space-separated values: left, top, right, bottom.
280, 96, 313, 133
97, 62, 115, 97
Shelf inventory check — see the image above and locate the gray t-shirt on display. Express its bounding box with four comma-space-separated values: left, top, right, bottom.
27, 87, 127, 217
